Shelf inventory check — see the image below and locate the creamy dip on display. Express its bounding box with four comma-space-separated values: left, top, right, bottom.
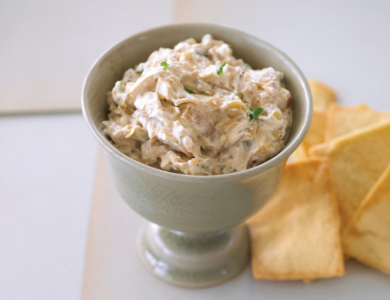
103, 35, 292, 175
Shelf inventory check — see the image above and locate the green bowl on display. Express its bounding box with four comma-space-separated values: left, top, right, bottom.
82, 23, 312, 288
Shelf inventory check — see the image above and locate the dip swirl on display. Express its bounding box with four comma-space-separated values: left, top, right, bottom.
103, 35, 292, 175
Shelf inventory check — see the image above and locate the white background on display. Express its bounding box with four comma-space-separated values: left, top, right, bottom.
1, 0, 390, 299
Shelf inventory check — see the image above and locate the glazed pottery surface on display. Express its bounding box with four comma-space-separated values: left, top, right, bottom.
82, 23, 312, 288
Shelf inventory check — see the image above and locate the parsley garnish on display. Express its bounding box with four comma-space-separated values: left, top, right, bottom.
201, 158, 210, 169
118, 81, 125, 92
141, 134, 149, 142
217, 61, 226, 77
160, 61, 168, 69
249, 107, 265, 121
196, 50, 208, 57
136, 69, 143, 75
184, 87, 195, 94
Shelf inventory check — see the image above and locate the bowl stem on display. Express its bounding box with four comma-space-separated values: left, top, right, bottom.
137, 223, 250, 288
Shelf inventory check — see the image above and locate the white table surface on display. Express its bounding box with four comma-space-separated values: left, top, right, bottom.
1, 0, 390, 299
0, 114, 98, 299
0, 0, 173, 113
176, 0, 390, 110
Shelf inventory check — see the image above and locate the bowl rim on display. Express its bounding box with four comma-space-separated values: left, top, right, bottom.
82, 23, 312, 183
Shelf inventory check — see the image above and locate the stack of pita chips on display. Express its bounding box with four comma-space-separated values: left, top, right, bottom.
248, 80, 390, 282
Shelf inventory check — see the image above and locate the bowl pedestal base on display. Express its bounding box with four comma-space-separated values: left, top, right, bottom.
137, 223, 250, 288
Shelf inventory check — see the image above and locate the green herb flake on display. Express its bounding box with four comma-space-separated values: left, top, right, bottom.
184, 87, 195, 94
118, 81, 125, 92
202, 146, 210, 151
249, 107, 265, 122
160, 61, 169, 69
141, 134, 149, 142
136, 69, 143, 75
217, 61, 226, 77
244, 63, 251, 69
201, 158, 210, 169
196, 49, 209, 57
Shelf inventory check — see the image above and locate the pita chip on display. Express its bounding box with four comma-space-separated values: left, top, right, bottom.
310, 120, 390, 229
343, 163, 390, 275
248, 159, 344, 281
324, 103, 390, 141
293, 110, 327, 161
308, 80, 337, 111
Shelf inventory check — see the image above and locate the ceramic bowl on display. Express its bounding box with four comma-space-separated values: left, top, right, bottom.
82, 23, 312, 288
